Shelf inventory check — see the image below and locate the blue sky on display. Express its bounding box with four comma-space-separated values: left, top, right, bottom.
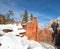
0, 0, 60, 25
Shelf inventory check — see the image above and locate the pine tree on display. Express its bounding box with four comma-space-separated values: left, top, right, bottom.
23, 10, 28, 23
30, 13, 33, 20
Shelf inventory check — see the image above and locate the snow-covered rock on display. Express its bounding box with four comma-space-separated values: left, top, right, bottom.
49, 27, 54, 33
0, 23, 55, 49
40, 42, 55, 49
28, 40, 46, 49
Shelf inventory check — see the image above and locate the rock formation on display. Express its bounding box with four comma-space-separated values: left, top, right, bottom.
39, 28, 52, 42
23, 17, 39, 42
45, 16, 60, 28
45, 19, 54, 28
39, 16, 60, 43
56, 16, 60, 25
22, 16, 60, 42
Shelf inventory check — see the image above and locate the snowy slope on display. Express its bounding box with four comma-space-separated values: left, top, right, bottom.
40, 42, 55, 49
0, 23, 55, 49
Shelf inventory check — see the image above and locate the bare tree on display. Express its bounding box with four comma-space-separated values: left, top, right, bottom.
6, 10, 14, 20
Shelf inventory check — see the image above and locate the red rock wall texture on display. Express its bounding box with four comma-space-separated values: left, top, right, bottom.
39, 28, 52, 42
23, 17, 53, 42
23, 17, 39, 42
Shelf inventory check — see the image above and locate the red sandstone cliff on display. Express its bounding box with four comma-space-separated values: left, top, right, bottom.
39, 28, 52, 42
22, 17, 53, 42
23, 17, 39, 42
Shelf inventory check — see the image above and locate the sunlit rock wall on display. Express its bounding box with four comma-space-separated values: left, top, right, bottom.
23, 17, 39, 42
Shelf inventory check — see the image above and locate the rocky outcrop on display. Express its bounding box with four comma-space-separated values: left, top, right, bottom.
56, 16, 60, 25
45, 19, 54, 28
23, 17, 39, 42
45, 16, 60, 28
22, 16, 60, 42
39, 28, 52, 42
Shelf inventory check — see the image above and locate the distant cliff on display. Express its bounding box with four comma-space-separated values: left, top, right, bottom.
45, 16, 60, 28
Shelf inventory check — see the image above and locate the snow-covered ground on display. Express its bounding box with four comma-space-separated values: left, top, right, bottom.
0, 23, 55, 49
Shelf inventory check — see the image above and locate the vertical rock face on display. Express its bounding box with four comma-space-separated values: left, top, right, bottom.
23, 17, 39, 42
32, 17, 39, 41
39, 28, 52, 42
39, 19, 54, 42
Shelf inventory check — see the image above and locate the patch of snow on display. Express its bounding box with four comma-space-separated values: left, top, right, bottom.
49, 27, 54, 33
33, 47, 45, 49
40, 42, 55, 49
0, 35, 15, 49
28, 40, 46, 49
0, 30, 5, 36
